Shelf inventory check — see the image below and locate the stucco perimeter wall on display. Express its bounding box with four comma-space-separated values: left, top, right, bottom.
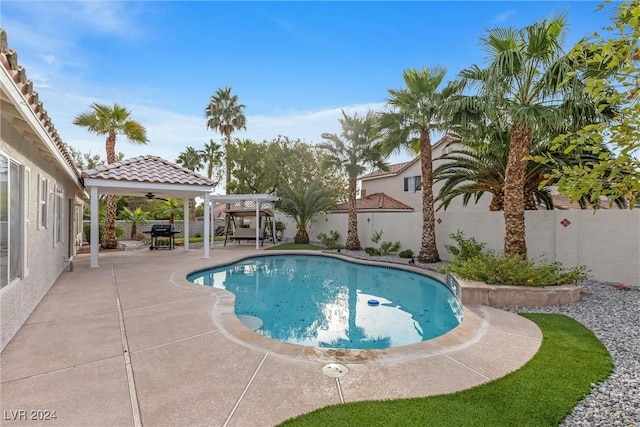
279, 209, 640, 287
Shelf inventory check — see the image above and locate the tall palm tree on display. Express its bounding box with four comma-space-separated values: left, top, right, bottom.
204, 87, 247, 195
277, 182, 335, 244
202, 139, 224, 182
74, 103, 148, 249
378, 67, 460, 263
319, 111, 388, 250
176, 146, 204, 220
453, 17, 602, 257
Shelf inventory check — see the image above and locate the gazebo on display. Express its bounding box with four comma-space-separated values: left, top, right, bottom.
82, 156, 217, 268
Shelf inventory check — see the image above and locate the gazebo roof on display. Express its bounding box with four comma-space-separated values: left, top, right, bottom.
82, 155, 217, 198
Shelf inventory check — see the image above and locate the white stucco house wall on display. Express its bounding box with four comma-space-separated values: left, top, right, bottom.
1, 29, 88, 351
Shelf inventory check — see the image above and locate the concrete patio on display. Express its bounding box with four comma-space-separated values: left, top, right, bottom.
1, 245, 542, 427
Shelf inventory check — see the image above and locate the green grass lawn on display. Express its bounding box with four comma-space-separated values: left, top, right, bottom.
266, 243, 324, 250
280, 314, 612, 427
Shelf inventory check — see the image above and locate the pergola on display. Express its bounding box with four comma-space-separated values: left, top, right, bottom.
82, 156, 217, 268
208, 194, 279, 250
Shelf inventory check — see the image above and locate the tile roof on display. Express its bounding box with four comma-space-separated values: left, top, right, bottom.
0, 29, 80, 180
82, 155, 216, 187
552, 195, 620, 210
332, 193, 413, 211
359, 134, 459, 181
359, 158, 418, 180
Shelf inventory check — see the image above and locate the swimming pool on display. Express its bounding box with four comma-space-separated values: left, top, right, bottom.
187, 254, 462, 349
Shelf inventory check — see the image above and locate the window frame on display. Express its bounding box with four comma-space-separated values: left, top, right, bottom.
403, 175, 422, 192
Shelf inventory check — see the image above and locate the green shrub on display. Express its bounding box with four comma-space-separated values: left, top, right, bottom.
83, 224, 124, 243
379, 240, 401, 254
317, 230, 343, 250
364, 247, 381, 256
399, 249, 414, 258
441, 251, 590, 287
370, 229, 401, 255
83, 224, 104, 244
445, 230, 485, 261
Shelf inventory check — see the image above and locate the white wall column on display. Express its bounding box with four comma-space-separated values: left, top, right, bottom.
183, 197, 190, 251
90, 186, 99, 268
203, 192, 210, 258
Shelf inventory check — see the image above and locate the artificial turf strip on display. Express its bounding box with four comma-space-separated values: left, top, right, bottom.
265, 243, 324, 250
280, 314, 613, 427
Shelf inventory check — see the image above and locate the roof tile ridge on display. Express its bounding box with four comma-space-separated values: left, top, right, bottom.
0, 28, 81, 180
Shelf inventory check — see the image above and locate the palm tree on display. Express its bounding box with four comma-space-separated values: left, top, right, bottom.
118, 207, 150, 239
204, 87, 247, 195
158, 198, 183, 224
434, 135, 627, 212
319, 110, 388, 250
277, 182, 335, 244
74, 103, 148, 249
176, 146, 204, 220
378, 67, 460, 263
202, 139, 224, 182
452, 17, 605, 257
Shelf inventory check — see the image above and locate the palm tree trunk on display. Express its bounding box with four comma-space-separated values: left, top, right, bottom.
418, 129, 440, 263
102, 195, 118, 249
131, 222, 137, 239
345, 177, 361, 250
189, 199, 196, 221
504, 125, 533, 258
489, 192, 504, 211
294, 228, 309, 244
102, 132, 119, 249
524, 191, 538, 210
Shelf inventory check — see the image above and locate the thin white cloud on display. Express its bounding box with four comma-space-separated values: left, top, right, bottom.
493, 9, 517, 23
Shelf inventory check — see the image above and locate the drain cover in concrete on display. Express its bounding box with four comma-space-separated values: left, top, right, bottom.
322, 363, 349, 378
237, 315, 263, 331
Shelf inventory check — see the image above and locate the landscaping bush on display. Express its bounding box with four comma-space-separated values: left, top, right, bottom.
370, 230, 401, 255
398, 249, 414, 258
317, 230, 343, 250
445, 230, 485, 261
441, 251, 590, 287
364, 247, 381, 256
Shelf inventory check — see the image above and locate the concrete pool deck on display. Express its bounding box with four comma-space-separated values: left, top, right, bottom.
1, 245, 542, 426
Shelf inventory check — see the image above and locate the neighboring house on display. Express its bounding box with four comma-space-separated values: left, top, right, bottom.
1, 29, 87, 351
359, 135, 490, 212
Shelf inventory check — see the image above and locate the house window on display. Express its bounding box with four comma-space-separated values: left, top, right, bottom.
404, 175, 422, 192
54, 185, 63, 245
0, 154, 23, 288
39, 174, 48, 229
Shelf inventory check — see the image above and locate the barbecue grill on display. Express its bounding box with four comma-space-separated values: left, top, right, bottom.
143, 224, 180, 250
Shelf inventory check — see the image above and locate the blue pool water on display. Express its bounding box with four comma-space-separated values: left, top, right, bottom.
187, 255, 462, 349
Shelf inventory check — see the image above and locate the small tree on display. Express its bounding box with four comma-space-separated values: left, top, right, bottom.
277, 182, 334, 244
118, 207, 150, 239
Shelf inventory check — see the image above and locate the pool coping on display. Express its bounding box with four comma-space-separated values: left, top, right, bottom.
171, 250, 540, 365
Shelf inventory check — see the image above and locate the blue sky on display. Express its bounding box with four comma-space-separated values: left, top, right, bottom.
2, 1, 616, 172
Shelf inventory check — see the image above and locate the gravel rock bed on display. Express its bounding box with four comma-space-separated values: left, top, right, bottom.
503, 280, 640, 427
331, 251, 639, 426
